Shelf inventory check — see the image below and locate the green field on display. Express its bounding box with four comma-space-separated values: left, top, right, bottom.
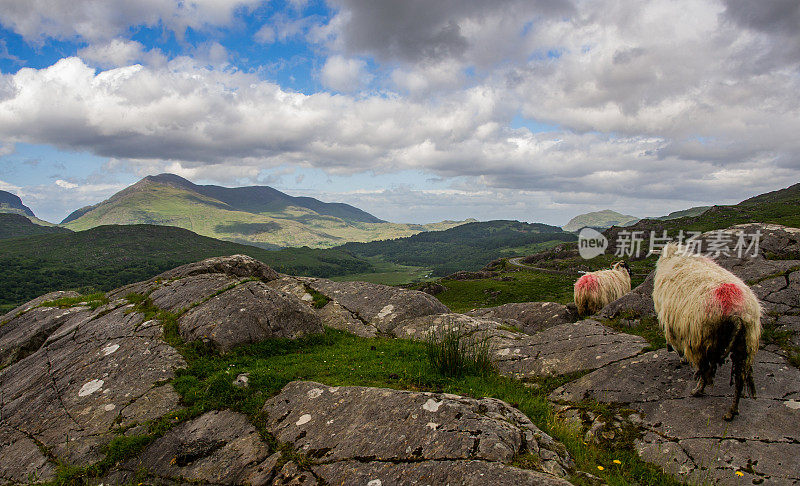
426, 268, 577, 313
329, 256, 433, 285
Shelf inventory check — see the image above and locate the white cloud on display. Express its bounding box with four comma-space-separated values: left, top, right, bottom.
320, 55, 370, 91
77, 39, 146, 68
0, 0, 263, 42
55, 179, 78, 189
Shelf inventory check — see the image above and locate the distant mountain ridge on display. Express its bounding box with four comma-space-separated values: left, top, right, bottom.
62, 173, 384, 225
61, 173, 469, 248
562, 209, 639, 232
0, 189, 35, 217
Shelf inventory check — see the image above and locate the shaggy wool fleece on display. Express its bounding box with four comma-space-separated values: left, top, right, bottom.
653, 243, 761, 369
574, 262, 631, 316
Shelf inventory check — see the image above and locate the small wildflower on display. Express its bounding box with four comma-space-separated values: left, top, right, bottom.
597, 466, 604, 471
612, 459, 622, 465
735, 471, 744, 477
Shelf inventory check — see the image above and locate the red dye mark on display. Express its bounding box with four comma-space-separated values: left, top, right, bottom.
713, 283, 744, 315
576, 274, 600, 292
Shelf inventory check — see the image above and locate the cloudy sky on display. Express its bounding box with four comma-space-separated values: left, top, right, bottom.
0, 0, 798, 225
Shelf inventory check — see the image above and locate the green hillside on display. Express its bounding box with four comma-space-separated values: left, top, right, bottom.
562, 209, 639, 232
0, 224, 373, 311
339, 220, 577, 277
61, 174, 469, 248
614, 182, 800, 236
0, 213, 71, 239
650, 206, 711, 220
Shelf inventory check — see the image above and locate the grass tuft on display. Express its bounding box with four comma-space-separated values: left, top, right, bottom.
425, 326, 494, 377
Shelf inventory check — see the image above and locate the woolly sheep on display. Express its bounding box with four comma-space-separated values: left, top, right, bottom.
653, 243, 762, 421
574, 261, 632, 316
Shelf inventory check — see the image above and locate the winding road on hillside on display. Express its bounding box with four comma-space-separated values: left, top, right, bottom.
507, 257, 580, 275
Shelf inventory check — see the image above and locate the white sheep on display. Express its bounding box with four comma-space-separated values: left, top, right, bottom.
573, 261, 632, 316
653, 243, 762, 420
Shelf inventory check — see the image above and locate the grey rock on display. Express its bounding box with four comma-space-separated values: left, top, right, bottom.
551, 349, 800, 484
0, 304, 91, 368
493, 320, 649, 378
395, 315, 648, 379
467, 301, 576, 334
598, 271, 656, 320
0, 426, 55, 484
107, 254, 279, 302
148, 273, 244, 312
0, 303, 185, 471
178, 280, 323, 352
314, 460, 572, 486
307, 279, 449, 333
158, 254, 280, 282
267, 276, 379, 337
262, 381, 573, 480
233, 373, 250, 388
120, 385, 183, 428
122, 410, 275, 485
393, 312, 501, 340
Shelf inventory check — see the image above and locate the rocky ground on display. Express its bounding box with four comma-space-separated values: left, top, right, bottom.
0, 224, 798, 485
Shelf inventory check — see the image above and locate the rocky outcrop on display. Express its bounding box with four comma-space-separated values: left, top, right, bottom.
394, 314, 648, 379
467, 301, 576, 334
597, 271, 656, 320
268, 276, 450, 336
307, 279, 449, 333
178, 280, 323, 352
111, 410, 277, 485
0, 292, 83, 368
107, 254, 280, 302
551, 349, 800, 484
262, 381, 574, 484
0, 302, 185, 480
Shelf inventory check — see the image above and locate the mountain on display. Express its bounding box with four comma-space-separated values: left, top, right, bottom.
0, 224, 373, 311
0, 213, 71, 239
339, 220, 577, 276
0, 189, 34, 217
651, 206, 711, 220
562, 210, 639, 232
605, 182, 800, 245
61, 174, 469, 248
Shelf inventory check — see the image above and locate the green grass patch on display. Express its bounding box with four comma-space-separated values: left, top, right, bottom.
433, 269, 576, 313
303, 284, 331, 309
39, 292, 109, 311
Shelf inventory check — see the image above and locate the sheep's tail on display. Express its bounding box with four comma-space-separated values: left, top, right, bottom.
725, 316, 758, 399
720, 316, 742, 365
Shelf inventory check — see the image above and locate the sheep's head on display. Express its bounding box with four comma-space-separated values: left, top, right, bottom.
612, 260, 632, 277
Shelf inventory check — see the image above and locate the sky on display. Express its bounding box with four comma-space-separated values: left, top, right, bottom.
0, 0, 798, 225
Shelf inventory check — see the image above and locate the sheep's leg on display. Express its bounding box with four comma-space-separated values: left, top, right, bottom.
691, 369, 707, 396
724, 366, 744, 421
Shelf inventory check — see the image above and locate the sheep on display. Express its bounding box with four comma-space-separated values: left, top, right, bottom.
653, 243, 762, 421
574, 261, 632, 316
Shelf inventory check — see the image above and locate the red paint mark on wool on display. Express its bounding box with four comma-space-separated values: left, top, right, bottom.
576, 274, 599, 292
713, 283, 744, 315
